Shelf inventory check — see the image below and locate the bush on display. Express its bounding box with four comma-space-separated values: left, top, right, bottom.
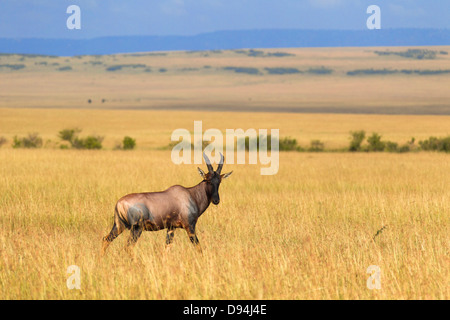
307, 67, 333, 75
0, 64, 26, 70
308, 140, 324, 152
0, 136, 6, 148
106, 64, 147, 71
122, 136, 136, 150
419, 136, 450, 152
240, 135, 262, 152
374, 49, 438, 60
366, 133, 385, 152
347, 68, 398, 76
279, 137, 303, 151
83, 136, 103, 149
265, 68, 302, 75
349, 130, 366, 151
223, 66, 261, 75
12, 133, 43, 148
58, 128, 81, 144
241, 135, 302, 152
384, 141, 398, 152
58, 128, 103, 149
72, 136, 103, 149
397, 144, 411, 153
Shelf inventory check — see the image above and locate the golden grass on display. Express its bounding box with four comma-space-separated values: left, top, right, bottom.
0, 148, 448, 299
0, 108, 449, 150
0, 45, 449, 299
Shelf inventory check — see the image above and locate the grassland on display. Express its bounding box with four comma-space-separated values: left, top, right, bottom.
1, 108, 449, 150
0, 46, 449, 114
0, 46, 449, 300
0, 148, 448, 299
0, 108, 449, 299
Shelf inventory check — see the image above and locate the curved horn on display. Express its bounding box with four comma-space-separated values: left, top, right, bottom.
216, 153, 224, 174
203, 152, 214, 173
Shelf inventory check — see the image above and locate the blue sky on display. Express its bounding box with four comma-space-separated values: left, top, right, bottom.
0, 0, 448, 39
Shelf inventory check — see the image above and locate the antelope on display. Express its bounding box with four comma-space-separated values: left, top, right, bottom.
101, 153, 232, 255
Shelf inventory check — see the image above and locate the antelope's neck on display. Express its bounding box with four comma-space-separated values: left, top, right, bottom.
189, 181, 212, 214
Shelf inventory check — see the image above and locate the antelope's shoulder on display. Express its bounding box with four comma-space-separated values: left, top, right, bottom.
166, 184, 189, 192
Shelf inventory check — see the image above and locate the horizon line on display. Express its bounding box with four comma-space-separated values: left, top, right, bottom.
1, 27, 449, 41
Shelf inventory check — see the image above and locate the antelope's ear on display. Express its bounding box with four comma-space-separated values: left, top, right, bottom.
198, 167, 207, 179
221, 171, 233, 180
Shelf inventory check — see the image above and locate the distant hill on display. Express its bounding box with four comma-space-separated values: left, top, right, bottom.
0, 29, 449, 56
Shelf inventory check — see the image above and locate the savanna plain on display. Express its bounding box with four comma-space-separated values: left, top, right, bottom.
0, 46, 449, 299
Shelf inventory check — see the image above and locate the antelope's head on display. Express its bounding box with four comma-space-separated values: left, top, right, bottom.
198, 153, 232, 205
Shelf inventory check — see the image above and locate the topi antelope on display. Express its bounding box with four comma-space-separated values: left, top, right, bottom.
101, 152, 232, 255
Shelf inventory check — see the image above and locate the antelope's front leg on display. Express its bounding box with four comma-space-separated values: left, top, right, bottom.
185, 226, 202, 254
165, 227, 175, 251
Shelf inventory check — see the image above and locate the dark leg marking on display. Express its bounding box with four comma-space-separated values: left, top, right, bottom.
189, 234, 199, 245
185, 225, 202, 254
103, 223, 119, 242
166, 227, 175, 246
127, 224, 143, 249
101, 222, 124, 256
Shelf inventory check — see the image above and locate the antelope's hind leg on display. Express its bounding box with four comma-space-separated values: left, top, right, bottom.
101, 222, 124, 256
126, 224, 143, 256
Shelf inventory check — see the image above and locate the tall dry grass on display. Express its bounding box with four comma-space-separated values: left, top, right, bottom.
0, 149, 448, 299
1, 108, 449, 150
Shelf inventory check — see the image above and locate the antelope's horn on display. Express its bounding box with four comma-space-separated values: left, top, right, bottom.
216, 153, 224, 174
203, 152, 214, 173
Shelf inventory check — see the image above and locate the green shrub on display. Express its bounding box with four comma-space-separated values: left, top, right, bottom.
397, 144, 411, 153
279, 137, 303, 151
349, 130, 366, 151
307, 67, 333, 75
82, 136, 103, 149
384, 141, 398, 152
242, 135, 301, 152
366, 133, 385, 152
0, 64, 26, 70
308, 140, 324, 152
347, 68, 398, 76
265, 68, 302, 75
374, 49, 438, 60
106, 64, 147, 71
58, 128, 81, 144
236, 135, 301, 152
12, 133, 43, 148
223, 66, 261, 75
122, 136, 136, 150
240, 135, 262, 152
268, 52, 295, 57
419, 136, 450, 152
58, 128, 103, 149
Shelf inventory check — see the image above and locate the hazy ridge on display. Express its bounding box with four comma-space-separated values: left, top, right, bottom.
1, 29, 449, 56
